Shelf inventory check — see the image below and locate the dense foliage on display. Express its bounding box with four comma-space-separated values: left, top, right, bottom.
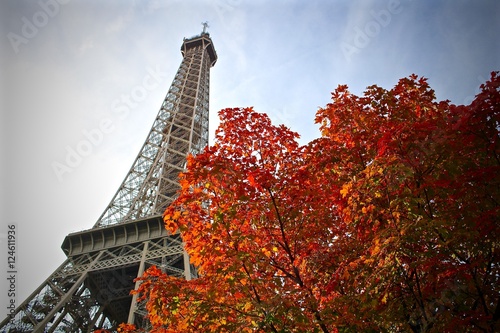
117, 72, 499, 332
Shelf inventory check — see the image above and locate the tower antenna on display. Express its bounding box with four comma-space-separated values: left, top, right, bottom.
202, 21, 209, 33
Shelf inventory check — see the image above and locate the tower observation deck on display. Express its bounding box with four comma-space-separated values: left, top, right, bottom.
0, 29, 217, 332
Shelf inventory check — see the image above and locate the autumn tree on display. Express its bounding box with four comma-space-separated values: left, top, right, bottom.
119, 72, 499, 333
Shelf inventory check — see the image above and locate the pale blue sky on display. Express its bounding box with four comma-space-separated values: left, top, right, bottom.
1, 0, 499, 311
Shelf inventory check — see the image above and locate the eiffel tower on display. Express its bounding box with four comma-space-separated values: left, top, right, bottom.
0, 26, 217, 333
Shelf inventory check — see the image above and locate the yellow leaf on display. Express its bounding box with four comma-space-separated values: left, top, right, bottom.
340, 184, 351, 198
243, 302, 252, 311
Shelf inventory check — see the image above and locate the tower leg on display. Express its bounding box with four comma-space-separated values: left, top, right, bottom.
33, 251, 105, 333
128, 241, 149, 324
183, 248, 192, 281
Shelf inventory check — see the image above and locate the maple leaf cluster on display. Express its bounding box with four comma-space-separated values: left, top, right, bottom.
119, 72, 499, 332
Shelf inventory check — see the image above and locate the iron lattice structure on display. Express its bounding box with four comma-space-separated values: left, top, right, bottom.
0, 31, 217, 333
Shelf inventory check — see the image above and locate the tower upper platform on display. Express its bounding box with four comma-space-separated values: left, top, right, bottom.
182, 32, 217, 66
